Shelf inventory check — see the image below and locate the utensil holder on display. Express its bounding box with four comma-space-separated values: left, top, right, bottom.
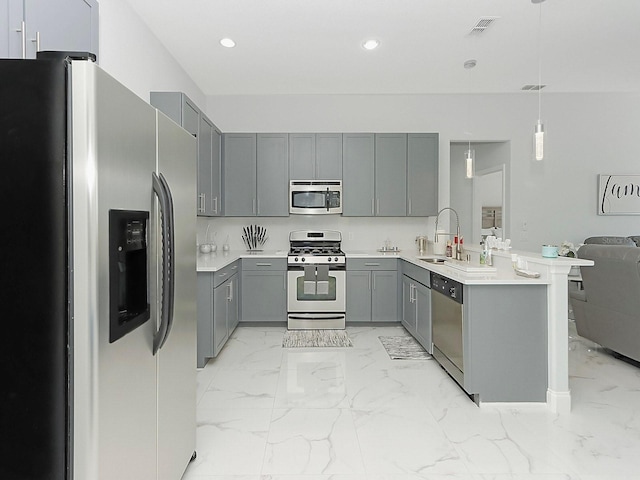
242, 224, 268, 251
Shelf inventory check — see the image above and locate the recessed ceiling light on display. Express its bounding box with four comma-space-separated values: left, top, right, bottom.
362, 39, 380, 51
220, 38, 236, 48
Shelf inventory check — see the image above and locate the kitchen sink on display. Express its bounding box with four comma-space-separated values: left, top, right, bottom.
420, 257, 446, 264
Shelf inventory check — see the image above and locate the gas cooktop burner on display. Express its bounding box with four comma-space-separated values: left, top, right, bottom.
289, 247, 344, 256
288, 230, 345, 265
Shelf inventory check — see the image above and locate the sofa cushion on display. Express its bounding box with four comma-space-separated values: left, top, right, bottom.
584, 236, 637, 246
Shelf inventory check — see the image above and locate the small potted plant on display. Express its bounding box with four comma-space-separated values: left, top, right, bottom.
559, 241, 580, 275
558, 241, 577, 258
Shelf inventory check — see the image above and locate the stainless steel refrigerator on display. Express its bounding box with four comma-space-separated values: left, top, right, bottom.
0, 52, 197, 480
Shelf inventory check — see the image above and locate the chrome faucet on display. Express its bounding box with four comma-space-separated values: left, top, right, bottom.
434, 207, 462, 260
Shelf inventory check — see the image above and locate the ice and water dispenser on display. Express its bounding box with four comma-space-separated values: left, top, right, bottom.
108, 210, 150, 343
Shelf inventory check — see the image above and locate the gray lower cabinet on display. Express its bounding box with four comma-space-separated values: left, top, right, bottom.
289, 133, 342, 180
375, 134, 407, 216
401, 261, 432, 352
342, 133, 375, 216
2, 0, 99, 59
241, 258, 287, 322
346, 258, 399, 322
151, 91, 222, 216
196, 261, 240, 367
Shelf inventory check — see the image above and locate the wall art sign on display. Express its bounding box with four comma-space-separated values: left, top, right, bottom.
598, 174, 640, 215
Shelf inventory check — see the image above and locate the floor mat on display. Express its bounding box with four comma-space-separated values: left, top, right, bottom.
282, 329, 353, 348
378, 336, 432, 360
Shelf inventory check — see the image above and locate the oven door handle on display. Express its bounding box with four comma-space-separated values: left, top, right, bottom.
287, 313, 346, 321
325, 187, 330, 211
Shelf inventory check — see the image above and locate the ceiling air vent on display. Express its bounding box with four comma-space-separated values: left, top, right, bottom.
521, 84, 547, 91
469, 17, 499, 35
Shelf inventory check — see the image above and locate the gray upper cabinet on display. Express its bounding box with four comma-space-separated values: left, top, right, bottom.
315, 133, 342, 179
289, 133, 342, 180
198, 116, 214, 214
222, 133, 288, 217
342, 133, 375, 216
407, 133, 439, 216
289, 134, 314, 179
2, 0, 98, 59
151, 92, 222, 216
257, 133, 289, 216
375, 133, 407, 216
211, 129, 222, 215
223, 133, 257, 216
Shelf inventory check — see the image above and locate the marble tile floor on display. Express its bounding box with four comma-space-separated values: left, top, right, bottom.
182, 323, 640, 480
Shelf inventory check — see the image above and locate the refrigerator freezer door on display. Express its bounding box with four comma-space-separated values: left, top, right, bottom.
155, 112, 197, 480
0, 58, 69, 480
71, 61, 158, 480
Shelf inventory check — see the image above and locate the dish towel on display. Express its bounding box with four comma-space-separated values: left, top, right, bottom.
304, 265, 316, 294
316, 265, 329, 295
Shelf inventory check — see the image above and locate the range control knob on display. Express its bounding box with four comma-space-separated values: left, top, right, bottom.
449, 287, 456, 297
334, 257, 339, 262
301, 257, 306, 263
328, 257, 332, 262
294, 257, 299, 262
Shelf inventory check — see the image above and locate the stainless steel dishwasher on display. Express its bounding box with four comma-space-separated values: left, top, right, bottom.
431, 272, 465, 387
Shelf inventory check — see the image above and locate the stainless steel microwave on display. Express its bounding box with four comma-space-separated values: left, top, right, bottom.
289, 180, 342, 215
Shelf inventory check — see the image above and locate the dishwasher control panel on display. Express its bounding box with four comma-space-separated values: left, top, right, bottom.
430, 272, 463, 304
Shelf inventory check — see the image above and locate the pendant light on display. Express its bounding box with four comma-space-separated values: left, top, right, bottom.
533, 0, 545, 161
464, 59, 476, 179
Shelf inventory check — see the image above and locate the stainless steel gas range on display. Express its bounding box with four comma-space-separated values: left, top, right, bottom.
287, 230, 346, 329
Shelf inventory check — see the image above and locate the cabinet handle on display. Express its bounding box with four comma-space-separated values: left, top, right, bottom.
364, 263, 380, 266
213, 196, 218, 214
198, 193, 205, 213
17, 21, 26, 59
372, 273, 376, 291
231, 265, 238, 270
255, 263, 272, 266
218, 272, 228, 278
227, 281, 233, 301
31, 31, 40, 52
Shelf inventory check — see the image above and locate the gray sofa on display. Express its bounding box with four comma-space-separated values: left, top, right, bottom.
570, 243, 640, 363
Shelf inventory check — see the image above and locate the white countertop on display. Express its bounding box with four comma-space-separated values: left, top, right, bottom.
195, 246, 591, 285
197, 249, 287, 272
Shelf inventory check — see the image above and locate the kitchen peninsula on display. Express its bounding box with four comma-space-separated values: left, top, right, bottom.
197, 246, 592, 413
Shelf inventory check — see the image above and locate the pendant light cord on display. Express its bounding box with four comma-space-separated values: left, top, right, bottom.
537, 1, 542, 122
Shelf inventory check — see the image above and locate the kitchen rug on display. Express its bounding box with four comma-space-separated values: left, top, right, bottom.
378, 336, 431, 360
282, 329, 353, 348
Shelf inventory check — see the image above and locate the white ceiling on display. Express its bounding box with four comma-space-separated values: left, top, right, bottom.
124, 0, 640, 96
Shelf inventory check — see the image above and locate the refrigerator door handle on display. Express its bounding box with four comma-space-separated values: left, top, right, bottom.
152, 172, 176, 354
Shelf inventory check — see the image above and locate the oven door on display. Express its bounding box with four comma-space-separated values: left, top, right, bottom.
287, 267, 345, 313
